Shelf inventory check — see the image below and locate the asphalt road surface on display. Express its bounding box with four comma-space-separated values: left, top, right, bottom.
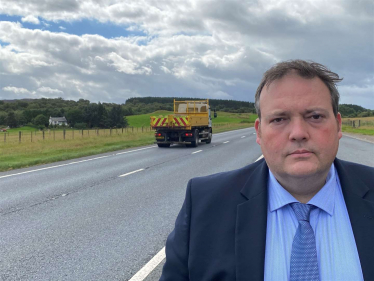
0, 128, 372, 281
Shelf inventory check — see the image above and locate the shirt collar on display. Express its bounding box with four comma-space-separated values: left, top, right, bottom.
268, 164, 337, 216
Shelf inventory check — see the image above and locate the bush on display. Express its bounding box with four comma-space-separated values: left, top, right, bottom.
74, 123, 87, 129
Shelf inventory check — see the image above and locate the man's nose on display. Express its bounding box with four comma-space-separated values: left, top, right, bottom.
288, 118, 309, 142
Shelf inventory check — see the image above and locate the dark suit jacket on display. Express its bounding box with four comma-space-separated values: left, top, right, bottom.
160, 158, 374, 281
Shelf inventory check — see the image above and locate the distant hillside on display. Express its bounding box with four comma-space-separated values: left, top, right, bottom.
0, 97, 372, 129
124, 97, 255, 114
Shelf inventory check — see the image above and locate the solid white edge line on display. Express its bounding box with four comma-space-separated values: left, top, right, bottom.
0, 146, 157, 180
223, 141, 230, 143
255, 154, 264, 162
129, 247, 166, 281
116, 146, 157, 155
0, 129, 250, 180
192, 150, 203, 154
118, 168, 144, 177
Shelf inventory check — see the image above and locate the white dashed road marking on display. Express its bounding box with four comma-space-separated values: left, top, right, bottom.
223, 141, 230, 144
192, 150, 203, 154
118, 169, 144, 178
241, 136, 246, 138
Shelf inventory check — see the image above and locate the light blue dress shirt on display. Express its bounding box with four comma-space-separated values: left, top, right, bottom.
264, 164, 364, 281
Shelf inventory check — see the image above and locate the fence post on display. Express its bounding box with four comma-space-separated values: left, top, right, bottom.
63, 129, 66, 140
19, 131, 21, 143
4, 133, 6, 143
132, 127, 134, 132
353, 121, 356, 128
358, 120, 360, 127
122, 128, 123, 134
53, 129, 55, 140
110, 128, 112, 136
72, 129, 74, 139
43, 130, 45, 140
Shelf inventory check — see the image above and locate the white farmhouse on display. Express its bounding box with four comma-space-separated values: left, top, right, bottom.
49, 116, 68, 126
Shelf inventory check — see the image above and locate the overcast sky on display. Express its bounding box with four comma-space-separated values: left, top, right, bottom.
0, 0, 373, 109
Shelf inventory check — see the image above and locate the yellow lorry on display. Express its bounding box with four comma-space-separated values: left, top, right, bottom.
150, 99, 216, 147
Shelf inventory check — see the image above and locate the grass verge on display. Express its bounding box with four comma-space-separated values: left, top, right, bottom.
342, 125, 374, 136
0, 123, 252, 172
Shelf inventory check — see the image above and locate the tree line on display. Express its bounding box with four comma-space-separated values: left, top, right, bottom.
0, 98, 128, 129
0, 97, 372, 129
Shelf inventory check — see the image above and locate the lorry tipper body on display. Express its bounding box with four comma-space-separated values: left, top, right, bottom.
150, 99, 215, 147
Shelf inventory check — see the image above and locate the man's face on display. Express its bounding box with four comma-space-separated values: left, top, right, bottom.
255, 73, 342, 180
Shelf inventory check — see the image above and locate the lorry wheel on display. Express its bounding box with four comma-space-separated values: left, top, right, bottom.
157, 143, 170, 148
191, 130, 199, 147
205, 130, 212, 144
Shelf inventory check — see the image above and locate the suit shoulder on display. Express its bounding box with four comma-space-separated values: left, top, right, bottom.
335, 158, 374, 189
188, 159, 264, 195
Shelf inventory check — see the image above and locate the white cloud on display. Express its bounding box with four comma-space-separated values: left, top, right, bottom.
3, 86, 32, 94
0, 1, 372, 108
21, 15, 40, 25
208, 91, 233, 99
37, 87, 64, 94
59, 26, 66, 30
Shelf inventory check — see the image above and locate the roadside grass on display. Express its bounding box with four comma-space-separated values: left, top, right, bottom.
341, 117, 374, 136
0, 121, 253, 172
0, 132, 156, 172
342, 125, 374, 136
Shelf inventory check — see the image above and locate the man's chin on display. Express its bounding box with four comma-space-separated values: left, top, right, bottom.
285, 163, 321, 178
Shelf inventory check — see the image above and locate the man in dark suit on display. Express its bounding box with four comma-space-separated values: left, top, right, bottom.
160, 60, 374, 281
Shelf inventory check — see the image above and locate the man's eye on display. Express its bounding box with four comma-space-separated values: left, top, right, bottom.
272, 118, 284, 123
311, 114, 322, 120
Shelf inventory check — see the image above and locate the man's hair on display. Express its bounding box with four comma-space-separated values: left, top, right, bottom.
254, 60, 343, 119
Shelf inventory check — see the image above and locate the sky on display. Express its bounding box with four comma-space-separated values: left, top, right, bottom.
0, 0, 373, 109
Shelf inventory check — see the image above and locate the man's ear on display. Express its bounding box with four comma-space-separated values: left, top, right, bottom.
255, 118, 261, 145
336, 112, 342, 139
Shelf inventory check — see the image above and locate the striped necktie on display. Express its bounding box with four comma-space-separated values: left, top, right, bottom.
290, 203, 320, 281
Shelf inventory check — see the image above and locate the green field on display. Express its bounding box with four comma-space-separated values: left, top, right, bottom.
341, 117, 374, 136
127, 111, 172, 127
127, 111, 258, 127
0, 111, 256, 172
342, 126, 374, 136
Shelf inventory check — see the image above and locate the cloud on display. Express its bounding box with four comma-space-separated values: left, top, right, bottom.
59, 26, 66, 30
0, 0, 372, 108
3, 86, 32, 94
208, 91, 233, 99
21, 15, 40, 25
36, 86, 64, 94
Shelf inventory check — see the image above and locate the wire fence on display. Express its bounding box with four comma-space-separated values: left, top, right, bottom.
342, 120, 374, 128
0, 123, 248, 144
0, 127, 154, 144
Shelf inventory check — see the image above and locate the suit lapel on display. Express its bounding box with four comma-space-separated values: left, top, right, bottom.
236, 160, 268, 281
335, 159, 374, 281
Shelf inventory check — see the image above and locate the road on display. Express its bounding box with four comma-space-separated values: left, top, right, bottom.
0, 128, 372, 280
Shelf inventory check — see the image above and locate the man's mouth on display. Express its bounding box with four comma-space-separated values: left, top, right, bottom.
289, 149, 312, 155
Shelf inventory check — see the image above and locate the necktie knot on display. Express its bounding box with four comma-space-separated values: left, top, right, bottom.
291, 203, 313, 222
